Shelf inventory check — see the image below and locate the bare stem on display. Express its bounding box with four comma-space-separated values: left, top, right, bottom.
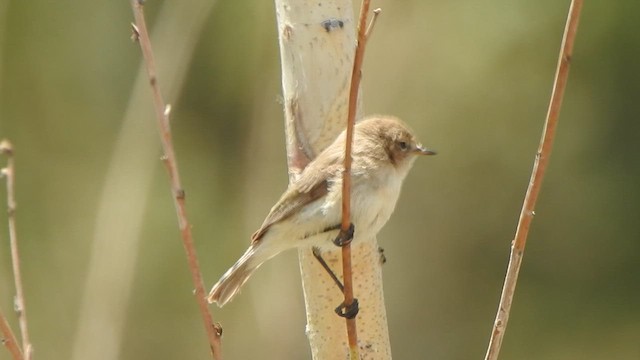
0, 310, 22, 360
340, 1, 378, 357
484, 1, 584, 359
129, 2, 223, 359
365, 8, 381, 39
1, 140, 32, 360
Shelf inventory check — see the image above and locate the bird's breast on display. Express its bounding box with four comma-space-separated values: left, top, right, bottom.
350, 168, 404, 237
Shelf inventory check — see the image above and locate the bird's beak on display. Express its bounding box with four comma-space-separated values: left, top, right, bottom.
415, 145, 437, 156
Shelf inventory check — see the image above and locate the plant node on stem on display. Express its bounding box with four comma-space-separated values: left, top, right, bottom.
129, 1, 223, 359
483, 1, 584, 359
1, 140, 32, 360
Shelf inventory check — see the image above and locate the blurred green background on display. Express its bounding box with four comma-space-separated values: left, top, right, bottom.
0, 0, 638, 359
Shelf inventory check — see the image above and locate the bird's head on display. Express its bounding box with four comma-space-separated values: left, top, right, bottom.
357, 115, 436, 171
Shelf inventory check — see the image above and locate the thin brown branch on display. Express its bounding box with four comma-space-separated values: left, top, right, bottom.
0, 310, 22, 360
129, 1, 223, 359
340, 0, 377, 358
484, 1, 584, 359
0, 140, 31, 360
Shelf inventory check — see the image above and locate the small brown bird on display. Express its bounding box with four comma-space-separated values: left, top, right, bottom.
208, 115, 435, 306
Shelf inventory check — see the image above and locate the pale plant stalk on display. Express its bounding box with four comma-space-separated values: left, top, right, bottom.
484, 1, 584, 359
1, 140, 32, 359
130, 1, 222, 359
275, 0, 392, 358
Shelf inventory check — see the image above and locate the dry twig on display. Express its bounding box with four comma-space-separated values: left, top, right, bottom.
0, 310, 22, 360
484, 1, 584, 359
129, 1, 223, 359
340, 1, 380, 358
1, 140, 31, 360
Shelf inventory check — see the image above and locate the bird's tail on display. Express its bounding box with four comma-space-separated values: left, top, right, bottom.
207, 244, 262, 307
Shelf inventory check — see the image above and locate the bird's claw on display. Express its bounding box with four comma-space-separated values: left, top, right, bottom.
333, 223, 355, 247
335, 299, 359, 319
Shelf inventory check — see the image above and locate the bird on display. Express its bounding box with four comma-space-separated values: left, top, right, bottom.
207, 115, 436, 306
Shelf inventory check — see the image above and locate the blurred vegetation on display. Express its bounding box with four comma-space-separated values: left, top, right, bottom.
0, 0, 638, 359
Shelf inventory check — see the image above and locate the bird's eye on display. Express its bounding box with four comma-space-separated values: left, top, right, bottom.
398, 141, 409, 151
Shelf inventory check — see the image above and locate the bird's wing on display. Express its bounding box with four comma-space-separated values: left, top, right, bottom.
250, 157, 342, 244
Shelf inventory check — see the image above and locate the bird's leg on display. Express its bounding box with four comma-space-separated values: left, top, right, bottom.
311, 223, 359, 319
333, 222, 355, 247
311, 247, 344, 292
311, 247, 360, 319
333, 223, 359, 318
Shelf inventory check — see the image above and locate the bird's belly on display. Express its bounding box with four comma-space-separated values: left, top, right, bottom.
293, 171, 403, 248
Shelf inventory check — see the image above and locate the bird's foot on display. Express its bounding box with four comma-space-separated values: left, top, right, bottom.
333, 223, 355, 247
335, 299, 359, 319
